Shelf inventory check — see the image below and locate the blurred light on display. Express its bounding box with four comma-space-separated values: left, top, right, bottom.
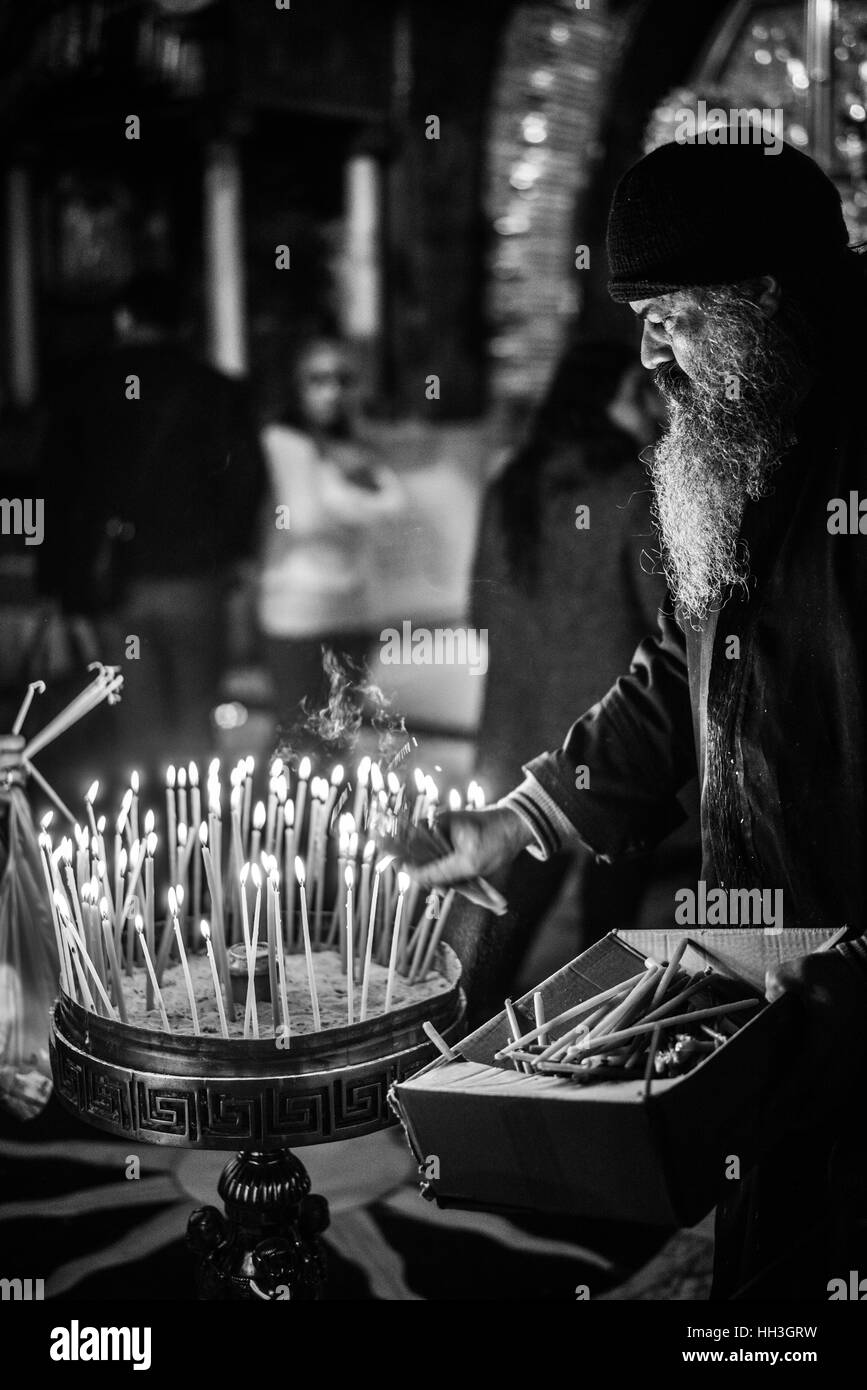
788, 124, 809, 146
754, 49, 773, 65
510, 161, 541, 190
494, 211, 531, 235
549, 23, 570, 45
522, 113, 548, 144
213, 701, 248, 730
788, 59, 809, 90
850, 103, 866, 121
530, 68, 554, 91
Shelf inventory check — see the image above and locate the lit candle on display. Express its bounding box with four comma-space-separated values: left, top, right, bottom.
199, 824, 234, 1018
282, 800, 296, 947
295, 755, 311, 847
200, 921, 229, 1038
99, 896, 127, 1023
54, 892, 97, 1012
294, 857, 320, 1031
356, 839, 375, 983
84, 780, 99, 842
251, 800, 266, 864
360, 856, 388, 1021
134, 913, 170, 1031
155, 883, 182, 983
345, 864, 355, 1025
39, 831, 71, 996
176, 766, 187, 837
411, 767, 426, 825
144, 832, 156, 1010
245, 865, 262, 1040
129, 770, 140, 844
266, 865, 280, 1035
165, 766, 178, 887
241, 754, 254, 850
190, 762, 202, 931
174, 918, 200, 1035
384, 871, 411, 1013
352, 754, 371, 830
274, 876, 290, 1042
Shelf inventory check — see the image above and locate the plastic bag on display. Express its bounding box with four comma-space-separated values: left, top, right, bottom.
0, 787, 59, 1120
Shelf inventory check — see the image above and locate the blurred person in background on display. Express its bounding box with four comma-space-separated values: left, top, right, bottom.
256, 334, 404, 742
470, 339, 700, 1016
37, 272, 266, 786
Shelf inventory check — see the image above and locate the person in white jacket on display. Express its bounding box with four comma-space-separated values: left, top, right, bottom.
258, 337, 403, 737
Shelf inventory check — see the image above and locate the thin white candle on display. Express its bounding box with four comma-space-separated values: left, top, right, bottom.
384, 871, 411, 1013
345, 863, 355, 1024
360, 857, 386, 1020
294, 857, 320, 1032
174, 920, 200, 1035
200, 921, 229, 1038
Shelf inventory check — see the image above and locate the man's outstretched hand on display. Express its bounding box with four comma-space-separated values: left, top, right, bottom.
407, 806, 534, 901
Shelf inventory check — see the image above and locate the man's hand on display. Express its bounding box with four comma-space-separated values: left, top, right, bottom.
409, 806, 534, 894
0, 734, 26, 798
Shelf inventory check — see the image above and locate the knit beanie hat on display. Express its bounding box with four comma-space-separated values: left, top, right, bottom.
606, 133, 852, 302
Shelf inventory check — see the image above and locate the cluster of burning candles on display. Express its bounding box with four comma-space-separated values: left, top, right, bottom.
493, 939, 762, 1085
39, 754, 485, 1041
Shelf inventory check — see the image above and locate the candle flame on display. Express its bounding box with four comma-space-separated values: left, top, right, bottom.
245, 755, 255, 775
176, 884, 185, 907
97, 814, 106, 833
424, 775, 439, 802
85, 780, 99, 803
375, 854, 393, 875
119, 848, 127, 873
99, 896, 109, 918
370, 763, 384, 793
178, 823, 188, 847
413, 767, 425, 794
144, 809, 155, 834
177, 767, 187, 789
40, 811, 53, 830
253, 801, 266, 829
199, 823, 208, 845
134, 912, 144, 933
298, 756, 312, 780
397, 870, 412, 894
208, 757, 220, 781
449, 788, 462, 812
96, 861, 107, 880
200, 920, 211, 942
270, 757, 283, 779
387, 771, 400, 795
166, 765, 176, 788
363, 839, 376, 862
147, 832, 158, 856
240, 862, 250, 885
283, 799, 295, 827
294, 855, 306, 884
130, 771, 140, 793
251, 863, 262, 888
357, 754, 371, 784
330, 763, 344, 787
345, 863, 355, 887
168, 886, 178, 915
276, 774, 288, 802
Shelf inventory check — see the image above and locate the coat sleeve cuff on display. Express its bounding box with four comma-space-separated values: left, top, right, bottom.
497, 774, 579, 861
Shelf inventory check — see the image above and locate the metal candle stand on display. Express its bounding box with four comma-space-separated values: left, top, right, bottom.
49, 944, 465, 1300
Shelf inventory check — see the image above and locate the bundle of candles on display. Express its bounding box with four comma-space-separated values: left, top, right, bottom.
39, 755, 480, 1042
493, 940, 764, 1086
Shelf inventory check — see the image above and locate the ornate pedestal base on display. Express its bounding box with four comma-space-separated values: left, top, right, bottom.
187, 1148, 330, 1300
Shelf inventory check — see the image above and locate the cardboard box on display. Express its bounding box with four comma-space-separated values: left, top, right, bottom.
391, 927, 837, 1228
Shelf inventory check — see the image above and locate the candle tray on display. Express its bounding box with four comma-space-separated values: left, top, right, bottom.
49, 943, 465, 1152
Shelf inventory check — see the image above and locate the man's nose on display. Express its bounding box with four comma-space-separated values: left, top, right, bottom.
640, 321, 674, 371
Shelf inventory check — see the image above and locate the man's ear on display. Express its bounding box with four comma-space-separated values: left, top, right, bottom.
753, 274, 782, 319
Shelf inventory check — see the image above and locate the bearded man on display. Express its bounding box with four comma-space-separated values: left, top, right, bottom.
412, 135, 867, 1299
